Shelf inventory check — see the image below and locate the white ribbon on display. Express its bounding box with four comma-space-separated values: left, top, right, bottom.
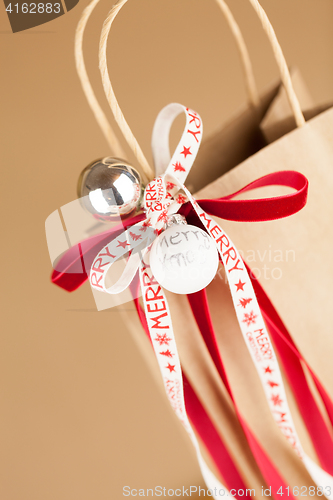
90, 103, 333, 499
140, 254, 229, 498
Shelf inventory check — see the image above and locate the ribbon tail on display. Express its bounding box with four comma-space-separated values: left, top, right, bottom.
245, 261, 333, 473
138, 255, 229, 498
180, 180, 333, 492
187, 290, 299, 500
303, 456, 333, 499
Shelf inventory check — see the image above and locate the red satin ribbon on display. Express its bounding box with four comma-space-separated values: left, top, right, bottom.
247, 266, 333, 474
52, 171, 308, 291
183, 170, 308, 222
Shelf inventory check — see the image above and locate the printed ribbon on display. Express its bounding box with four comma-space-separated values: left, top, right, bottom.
86, 104, 333, 498
89, 104, 229, 497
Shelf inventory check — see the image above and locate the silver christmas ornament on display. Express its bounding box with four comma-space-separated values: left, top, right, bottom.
77, 157, 144, 220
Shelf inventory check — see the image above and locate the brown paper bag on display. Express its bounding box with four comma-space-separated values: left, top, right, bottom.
105, 0, 333, 489
51, 1, 333, 496
180, 77, 333, 491
119, 66, 333, 496
260, 68, 333, 144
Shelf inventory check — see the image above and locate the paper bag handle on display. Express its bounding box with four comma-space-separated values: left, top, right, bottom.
75, 0, 260, 180
98, 0, 305, 179
247, 0, 305, 127
75, 0, 126, 160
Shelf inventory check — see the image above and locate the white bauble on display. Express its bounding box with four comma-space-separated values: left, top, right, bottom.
150, 224, 219, 294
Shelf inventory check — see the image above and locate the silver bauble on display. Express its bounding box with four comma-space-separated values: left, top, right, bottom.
77, 157, 144, 220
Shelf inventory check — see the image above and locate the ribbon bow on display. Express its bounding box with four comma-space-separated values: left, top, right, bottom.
50, 104, 333, 499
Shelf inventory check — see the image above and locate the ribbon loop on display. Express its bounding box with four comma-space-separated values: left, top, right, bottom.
90, 222, 156, 294
183, 171, 308, 222
152, 103, 203, 183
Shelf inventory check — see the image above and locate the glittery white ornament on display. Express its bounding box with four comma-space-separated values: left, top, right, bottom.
150, 223, 219, 295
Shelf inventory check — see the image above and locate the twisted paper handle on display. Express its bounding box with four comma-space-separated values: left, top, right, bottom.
75, 0, 259, 179
97, 0, 305, 178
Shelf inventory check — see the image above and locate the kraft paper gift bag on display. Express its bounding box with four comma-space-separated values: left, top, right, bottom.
49, 0, 333, 498
155, 13, 333, 500
170, 58, 333, 498
260, 68, 333, 144
187, 67, 333, 194
116, 67, 333, 500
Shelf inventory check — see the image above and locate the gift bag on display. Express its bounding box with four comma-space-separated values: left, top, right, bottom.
169, 10, 333, 498
48, 0, 333, 498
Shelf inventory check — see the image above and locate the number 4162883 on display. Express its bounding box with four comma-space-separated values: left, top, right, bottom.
277, 486, 332, 496
6, 3, 61, 13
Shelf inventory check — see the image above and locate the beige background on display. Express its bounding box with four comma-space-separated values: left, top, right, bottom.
1, 1, 333, 499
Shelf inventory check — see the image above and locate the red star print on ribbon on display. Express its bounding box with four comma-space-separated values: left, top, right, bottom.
235, 280, 246, 292
180, 146, 192, 158
271, 394, 283, 407
117, 239, 130, 249
166, 363, 176, 373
